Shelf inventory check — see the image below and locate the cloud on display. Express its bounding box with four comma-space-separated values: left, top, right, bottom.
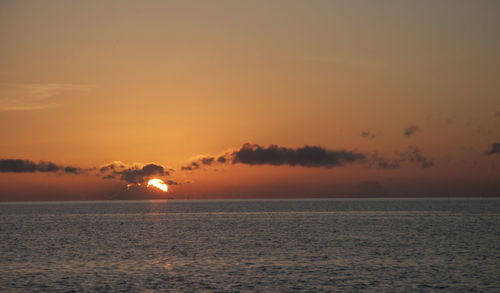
63, 166, 82, 174
0, 83, 90, 111
361, 131, 376, 139
119, 164, 165, 184
1, 158, 181, 199
181, 155, 227, 170
99, 161, 126, 174
0, 159, 84, 174
0, 158, 176, 186
231, 143, 366, 167
182, 143, 366, 170
368, 154, 401, 169
181, 161, 200, 171
166, 180, 180, 186
403, 125, 420, 137
99, 161, 169, 183
200, 157, 215, 165
495, 111, 500, 118
367, 146, 434, 169
403, 146, 434, 168
485, 143, 500, 155
182, 143, 435, 171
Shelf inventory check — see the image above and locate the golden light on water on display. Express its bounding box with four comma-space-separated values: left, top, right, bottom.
147, 178, 168, 192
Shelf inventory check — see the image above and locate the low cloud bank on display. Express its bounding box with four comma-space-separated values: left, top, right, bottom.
182, 143, 434, 170
0, 158, 180, 186
2, 143, 437, 190
0, 159, 84, 174
181, 144, 365, 169
232, 143, 365, 167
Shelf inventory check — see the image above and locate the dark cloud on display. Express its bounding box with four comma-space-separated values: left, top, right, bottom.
181, 161, 200, 171
99, 161, 125, 173
403, 125, 419, 137
99, 162, 168, 183
494, 111, 500, 118
0, 159, 172, 181
166, 180, 180, 186
181, 144, 366, 170
361, 131, 376, 139
0, 159, 84, 174
200, 157, 215, 165
118, 163, 164, 184
485, 143, 500, 155
0, 159, 37, 172
63, 166, 81, 174
1, 159, 179, 194
182, 143, 435, 171
231, 143, 366, 167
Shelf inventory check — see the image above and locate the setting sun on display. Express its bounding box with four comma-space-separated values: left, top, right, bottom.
147, 178, 168, 193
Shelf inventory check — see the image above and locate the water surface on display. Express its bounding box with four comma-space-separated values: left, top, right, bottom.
1, 199, 499, 291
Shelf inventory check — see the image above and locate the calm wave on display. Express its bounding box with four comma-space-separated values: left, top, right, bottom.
1, 199, 499, 291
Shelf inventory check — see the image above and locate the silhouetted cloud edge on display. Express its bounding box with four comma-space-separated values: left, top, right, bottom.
0, 159, 85, 174
485, 143, 500, 155
181, 143, 435, 170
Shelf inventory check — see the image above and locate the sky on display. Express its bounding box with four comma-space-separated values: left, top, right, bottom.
1, 0, 499, 200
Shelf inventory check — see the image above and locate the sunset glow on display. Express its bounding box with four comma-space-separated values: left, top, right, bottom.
147, 179, 168, 193
0, 0, 499, 201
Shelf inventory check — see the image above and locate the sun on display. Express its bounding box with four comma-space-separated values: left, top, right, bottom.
147, 178, 168, 192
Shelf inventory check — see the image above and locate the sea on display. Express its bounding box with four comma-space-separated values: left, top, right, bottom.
1, 198, 499, 292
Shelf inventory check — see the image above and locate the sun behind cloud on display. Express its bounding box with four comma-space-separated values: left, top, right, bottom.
147, 178, 168, 193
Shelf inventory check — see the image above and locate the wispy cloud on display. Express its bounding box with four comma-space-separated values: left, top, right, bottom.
181, 155, 226, 170
403, 125, 420, 137
403, 146, 434, 168
369, 146, 434, 169
485, 143, 500, 155
361, 131, 376, 139
0, 83, 90, 111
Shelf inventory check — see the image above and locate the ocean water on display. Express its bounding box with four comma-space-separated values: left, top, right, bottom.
1, 199, 499, 292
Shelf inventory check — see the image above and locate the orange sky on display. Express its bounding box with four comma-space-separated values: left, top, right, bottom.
1, 1, 499, 200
